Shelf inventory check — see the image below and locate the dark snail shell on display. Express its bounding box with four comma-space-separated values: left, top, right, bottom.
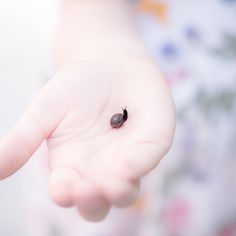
110, 107, 128, 128
110, 113, 124, 128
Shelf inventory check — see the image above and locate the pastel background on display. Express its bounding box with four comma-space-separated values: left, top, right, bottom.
0, 0, 235, 235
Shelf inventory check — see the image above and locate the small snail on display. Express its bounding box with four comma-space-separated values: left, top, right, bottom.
110, 107, 128, 128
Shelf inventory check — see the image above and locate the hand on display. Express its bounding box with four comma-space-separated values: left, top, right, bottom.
0, 57, 175, 221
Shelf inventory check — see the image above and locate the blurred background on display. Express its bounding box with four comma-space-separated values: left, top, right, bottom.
0, 0, 236, 235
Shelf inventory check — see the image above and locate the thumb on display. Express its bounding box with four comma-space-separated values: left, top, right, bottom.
0, 89, 57, 180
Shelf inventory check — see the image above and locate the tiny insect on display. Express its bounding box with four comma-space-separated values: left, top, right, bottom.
110, 107, 128, 128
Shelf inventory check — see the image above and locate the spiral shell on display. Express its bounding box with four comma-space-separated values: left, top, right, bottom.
110, 113, 124, 128
110, 107, 128, 129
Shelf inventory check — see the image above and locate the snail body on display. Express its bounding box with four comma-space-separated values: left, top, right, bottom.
110, 107, 128, 128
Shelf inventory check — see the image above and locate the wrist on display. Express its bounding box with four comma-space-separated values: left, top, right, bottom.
55, 0, 147, 66
55, 33, 148, 66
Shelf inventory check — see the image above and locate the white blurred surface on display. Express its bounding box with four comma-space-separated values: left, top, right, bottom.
0, 1, 59, 235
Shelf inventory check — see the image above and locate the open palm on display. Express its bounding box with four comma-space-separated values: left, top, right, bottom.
0, 58, 175, 221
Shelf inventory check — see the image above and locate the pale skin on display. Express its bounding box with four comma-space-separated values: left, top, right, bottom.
0, 0, 175, 222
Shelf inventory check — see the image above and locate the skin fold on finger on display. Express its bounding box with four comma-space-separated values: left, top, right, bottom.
96, 175, 141, 208
117, 125, 175, 180
0, 103, 46, 180
48, 167, 79, 208
73, 178, 111, 222
118, 144, 164, 181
